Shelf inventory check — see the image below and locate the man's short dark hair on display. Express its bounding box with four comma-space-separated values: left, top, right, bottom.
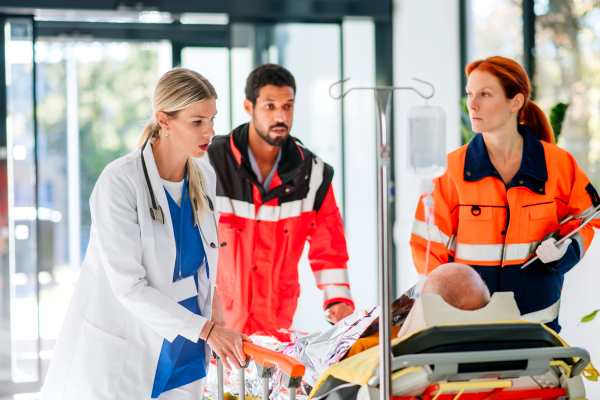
245, 64, 296, 104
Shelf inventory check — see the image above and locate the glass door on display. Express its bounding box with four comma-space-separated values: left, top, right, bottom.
1, 16, 41, 393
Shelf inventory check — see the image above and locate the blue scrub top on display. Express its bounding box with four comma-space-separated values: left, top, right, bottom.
152, 173, 209, 398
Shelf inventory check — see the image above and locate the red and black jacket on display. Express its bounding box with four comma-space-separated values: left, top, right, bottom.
207, 123, 354, 334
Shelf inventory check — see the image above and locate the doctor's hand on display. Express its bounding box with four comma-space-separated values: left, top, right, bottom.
201, 322, 252, 370
536, 238, 572, 264
211, 288, 227, 327
326, 302, 354, 324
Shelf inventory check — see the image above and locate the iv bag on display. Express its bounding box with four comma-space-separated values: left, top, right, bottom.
408, 106, 447, 181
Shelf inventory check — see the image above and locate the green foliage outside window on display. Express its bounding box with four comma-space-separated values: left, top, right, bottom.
549, 102, 569, 142
77, 45, 158, 229
460, 96, 473, 145
35, 43, 159, 257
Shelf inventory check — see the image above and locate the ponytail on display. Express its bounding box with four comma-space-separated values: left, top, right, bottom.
466, 56, 555, 144
138, 119, 161, 148
519, 100, 555, 144
138, 68, 218, 226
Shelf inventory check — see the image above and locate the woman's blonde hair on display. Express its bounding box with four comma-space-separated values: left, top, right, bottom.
138, 68, 218, 226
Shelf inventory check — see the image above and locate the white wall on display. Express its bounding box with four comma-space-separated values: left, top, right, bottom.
393, 0, 462, 294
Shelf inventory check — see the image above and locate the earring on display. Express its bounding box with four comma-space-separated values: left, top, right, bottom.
166, 130, 169, 137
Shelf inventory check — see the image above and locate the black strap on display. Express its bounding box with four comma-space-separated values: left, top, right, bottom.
205, 322, 216, 342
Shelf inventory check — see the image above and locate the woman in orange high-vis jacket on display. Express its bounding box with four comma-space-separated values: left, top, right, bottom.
410, 56, 600, 333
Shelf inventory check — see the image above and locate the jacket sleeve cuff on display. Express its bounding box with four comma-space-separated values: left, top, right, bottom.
178, 314, 208, 343
323, 297, 355, 311
322, 284, 354, 310
551, 241, 581, 275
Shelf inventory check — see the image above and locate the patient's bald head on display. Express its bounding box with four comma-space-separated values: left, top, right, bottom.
422, 263, 490, 311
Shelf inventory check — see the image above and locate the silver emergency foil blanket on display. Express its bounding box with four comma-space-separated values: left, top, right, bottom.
270, 308, 380, 400
299, 307, 380, 386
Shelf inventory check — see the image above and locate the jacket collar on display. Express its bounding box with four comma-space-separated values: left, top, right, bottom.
464, 124, 548, 194
230, 123, 307, 199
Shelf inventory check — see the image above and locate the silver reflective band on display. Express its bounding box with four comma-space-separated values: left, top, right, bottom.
314, 269, 350, 286
215, 157, 325, 221
411, 219, 451, 248
455, 243, 503, 262
521, 298, 561, 324
571, 232, 585, 259
447, 234, 457, 252
216, 197, 254, 219
256, 200, 303, 221
323, 284, 352, 302
454, 240, 541, 263
503, 241, 540, 262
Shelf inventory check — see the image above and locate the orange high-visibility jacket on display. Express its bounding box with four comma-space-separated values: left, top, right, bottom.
410, 125, 600, 333
207, 123, 354, 334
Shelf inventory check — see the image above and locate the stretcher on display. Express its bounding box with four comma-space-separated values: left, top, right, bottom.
213, 342, 306, 400
213, 321, 596, 400
311, 322, 595, 400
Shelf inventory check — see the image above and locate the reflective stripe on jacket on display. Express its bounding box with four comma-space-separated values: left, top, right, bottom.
410, 125, 600, 333
208, 123, 354, 334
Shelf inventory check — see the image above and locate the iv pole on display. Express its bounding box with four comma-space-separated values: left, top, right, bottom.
329, 79, 434, 400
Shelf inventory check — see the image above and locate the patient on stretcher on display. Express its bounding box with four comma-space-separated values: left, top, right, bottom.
262, 263, 596, 400
345, 263, 521, 359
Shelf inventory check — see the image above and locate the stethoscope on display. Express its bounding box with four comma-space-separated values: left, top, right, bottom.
140, 139, 226, 249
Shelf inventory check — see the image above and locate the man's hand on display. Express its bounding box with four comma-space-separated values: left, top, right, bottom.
326, 302, 354, 323
211, 288, 227, 327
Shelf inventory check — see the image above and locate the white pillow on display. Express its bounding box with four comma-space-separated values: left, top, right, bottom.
398, 291, 522, 339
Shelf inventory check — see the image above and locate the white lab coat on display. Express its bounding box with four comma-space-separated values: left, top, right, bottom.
41, 143, 219, 400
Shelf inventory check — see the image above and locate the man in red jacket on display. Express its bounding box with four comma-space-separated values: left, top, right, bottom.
207, 64, 354, 334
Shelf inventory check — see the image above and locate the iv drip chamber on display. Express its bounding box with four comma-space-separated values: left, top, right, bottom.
408, 106, 447, 181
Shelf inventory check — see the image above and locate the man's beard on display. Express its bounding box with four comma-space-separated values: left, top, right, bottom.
254, 119, 290, 147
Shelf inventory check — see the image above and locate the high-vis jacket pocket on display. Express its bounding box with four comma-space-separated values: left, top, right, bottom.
528, 202, 556, 219
458, 205, 493, 220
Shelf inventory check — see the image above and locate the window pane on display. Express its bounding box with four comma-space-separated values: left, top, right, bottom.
266, 23, 342, 333
470, 0, 523, 63
230, 47, 253, 129
182, 47, 231, 135
4, 18, 39, 383
342, 19, 377, 311
274, 23, 343, 205
534, 2, 600, 398
534, 0, 598, 182
34, 40, 68, 382
35, 40, 163, 383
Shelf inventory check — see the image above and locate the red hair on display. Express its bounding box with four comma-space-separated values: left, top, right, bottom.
466, 56, 555, 144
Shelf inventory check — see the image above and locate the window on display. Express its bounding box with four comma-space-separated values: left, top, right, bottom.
470, 0, 524, 63
534, 0, 600, 186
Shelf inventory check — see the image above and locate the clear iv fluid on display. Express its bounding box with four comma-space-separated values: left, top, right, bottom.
408, 106, 447, 180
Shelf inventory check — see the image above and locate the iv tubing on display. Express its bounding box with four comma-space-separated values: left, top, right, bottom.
422, 190, 435, 276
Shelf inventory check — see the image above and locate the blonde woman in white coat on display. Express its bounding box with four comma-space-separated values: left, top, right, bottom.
41, 68, 251, 400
